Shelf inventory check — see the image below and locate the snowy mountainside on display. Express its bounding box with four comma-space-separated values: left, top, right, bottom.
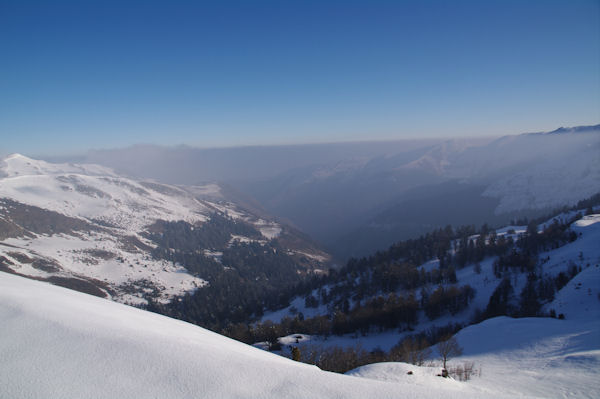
1, 257, 598, 398
480, 133, 600, 214
257, 213, 600, 397
348, 315, 600, 398
0, 154, 330, 305
471, 315, 600, 399
404, 126, 600, 215
0, 270, 533, 399
350, 262, 600, 398
259, 211, 600, 358
0, 153, 210, 232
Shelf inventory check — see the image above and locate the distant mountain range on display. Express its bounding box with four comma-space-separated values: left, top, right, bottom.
241, 124, 599, 257
30, 124, 600, 259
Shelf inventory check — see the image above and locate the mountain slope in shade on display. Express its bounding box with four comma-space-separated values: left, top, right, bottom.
336, 127, 600, 257
0, 271, 512, 399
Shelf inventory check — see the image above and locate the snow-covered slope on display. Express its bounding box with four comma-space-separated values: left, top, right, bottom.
0, 153, 210, 232
348, 315, 600, 398
0, 154, 329, 304
0, 271, 518, 399
481, 138, 600, 214
458, 257, 600, 398
2, 261, 598, 398
263, 212, 600, 360
348, 260, 600, 398
346, 224, 600, 397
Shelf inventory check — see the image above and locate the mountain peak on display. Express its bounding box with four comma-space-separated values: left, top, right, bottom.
5, 153, 30, 160
1, 153, 117, 179
3, 153, 37, 165
1, 153, 47, 177
546, 124, 600, 135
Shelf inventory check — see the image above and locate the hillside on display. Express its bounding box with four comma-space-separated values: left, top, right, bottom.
335, 126, 600, 257
0, 154, 330, 312
5, 269, 596, 399
2, 255, 598, 398
348, 260, 600, 398
253, 210, 600, 363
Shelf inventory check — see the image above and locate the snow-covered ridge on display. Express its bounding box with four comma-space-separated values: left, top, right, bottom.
1, 153, 117, 178
0, 154, 210, 233
0, 154, 326, 305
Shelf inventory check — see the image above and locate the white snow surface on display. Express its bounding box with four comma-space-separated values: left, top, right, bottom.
0, 154, 209, 232
1, 153, 117, 178
0, 271, 521, 399
2, 268, 598, 398
347, 362, 466, 389
344, 217, 600, 398
348, 316, 600, 398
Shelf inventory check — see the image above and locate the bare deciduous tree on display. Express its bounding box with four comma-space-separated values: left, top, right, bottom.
390, 337, 432, 366
436, 335, 463, 373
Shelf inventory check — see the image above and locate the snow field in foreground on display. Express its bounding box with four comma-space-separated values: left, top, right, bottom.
1, 271, 534, 399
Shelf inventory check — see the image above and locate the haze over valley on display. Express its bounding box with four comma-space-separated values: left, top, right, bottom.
51, 124, 600, 258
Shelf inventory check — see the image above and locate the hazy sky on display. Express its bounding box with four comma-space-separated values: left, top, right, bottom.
1, 0, 599, 154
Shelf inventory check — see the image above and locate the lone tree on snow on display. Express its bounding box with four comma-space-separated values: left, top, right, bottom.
437, 335, 463, 376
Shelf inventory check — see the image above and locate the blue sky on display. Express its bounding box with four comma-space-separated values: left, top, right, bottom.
1, 0, 599, 154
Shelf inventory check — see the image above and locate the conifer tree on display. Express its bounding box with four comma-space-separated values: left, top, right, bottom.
291, 346, 301, 362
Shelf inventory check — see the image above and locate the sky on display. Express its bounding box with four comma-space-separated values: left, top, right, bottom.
0, 0, 599, 155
